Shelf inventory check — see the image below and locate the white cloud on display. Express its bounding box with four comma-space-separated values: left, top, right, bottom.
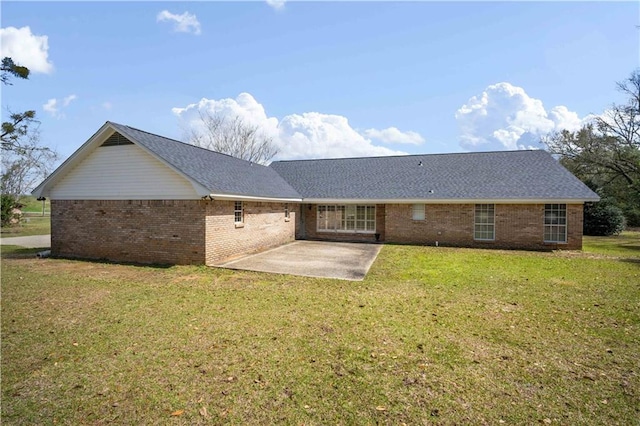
266, 0, 286, 10
456, 82, 589, 151
156, 10, 201, 35
0, 26, 53, 74
43, 99, 58, 115
62, 94, 77, 106
364, 127, 425, 145
172, 93, 406, 161
43, 94, 77, 118
102, 101, 112, 110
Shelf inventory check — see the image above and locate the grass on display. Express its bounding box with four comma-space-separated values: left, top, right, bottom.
0, 216, 51, 237
1, 234, 639, 425
17, 195, 51, 215
583, 231, 640, 258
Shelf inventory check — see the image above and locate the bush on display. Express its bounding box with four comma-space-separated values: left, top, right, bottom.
1, 194, 21, 227
584, 202, 626, 236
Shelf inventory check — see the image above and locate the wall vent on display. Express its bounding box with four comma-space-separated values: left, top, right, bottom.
101, 132, 134, 147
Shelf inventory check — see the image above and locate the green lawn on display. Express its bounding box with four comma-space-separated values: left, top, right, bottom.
0, 216, 51, 237
1, 234, 639, 425
583, 231, 640, 257
17, 195, 51, 215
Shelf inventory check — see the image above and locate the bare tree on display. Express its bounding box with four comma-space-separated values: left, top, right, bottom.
184, 111, 278, 165
1, 141, 58, 200
1, 57, 58, 226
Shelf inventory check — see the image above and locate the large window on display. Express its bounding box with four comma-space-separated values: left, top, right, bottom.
544, 204, 567, 243
474, 204, 495, 241
234, 201, 244, 223
317, 205, 375, 233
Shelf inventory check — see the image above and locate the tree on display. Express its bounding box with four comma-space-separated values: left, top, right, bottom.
583, 201, 625, 236
545, 70, 640, 226
1, 57, 30, 84
183, 111, 278, 165
1, 57, 58, 226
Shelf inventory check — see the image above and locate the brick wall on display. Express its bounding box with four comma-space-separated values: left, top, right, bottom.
205, 200, 295, 264
51, 200, 207, 264
384, 203, 584, 250
51, 199, 296, 266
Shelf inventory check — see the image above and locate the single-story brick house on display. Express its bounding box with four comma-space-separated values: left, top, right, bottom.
33, 121, 599, 265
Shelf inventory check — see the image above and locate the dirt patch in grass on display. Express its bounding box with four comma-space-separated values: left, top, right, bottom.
2, 240, 639, 425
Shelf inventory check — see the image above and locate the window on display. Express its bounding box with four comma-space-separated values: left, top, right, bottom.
234, 201, 243, 223
544, 204, 567, 243
284, 203, 290, 219
317, 205, 375, 233
412, 204, 425, 221
474, 204, 495, 241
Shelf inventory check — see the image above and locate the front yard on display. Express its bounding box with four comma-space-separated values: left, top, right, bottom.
1, 234, 639, 424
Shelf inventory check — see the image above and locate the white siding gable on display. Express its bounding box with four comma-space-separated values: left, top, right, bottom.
49, 144, 201, 200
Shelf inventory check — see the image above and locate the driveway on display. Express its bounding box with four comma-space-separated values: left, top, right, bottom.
216, 240, 382, 281
0, 234, 51, 248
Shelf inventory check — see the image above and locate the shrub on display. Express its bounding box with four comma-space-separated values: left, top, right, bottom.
584, 202, 626, 236
1, 194, 21, 227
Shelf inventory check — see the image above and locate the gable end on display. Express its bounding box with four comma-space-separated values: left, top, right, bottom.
100, 132, 134, 147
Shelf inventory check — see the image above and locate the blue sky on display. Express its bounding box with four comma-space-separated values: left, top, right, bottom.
2, 1, 638, 162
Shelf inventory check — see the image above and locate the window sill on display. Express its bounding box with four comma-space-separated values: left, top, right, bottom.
235, 223, 245, 228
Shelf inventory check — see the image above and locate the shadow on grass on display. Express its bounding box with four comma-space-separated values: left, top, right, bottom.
1, 245, 174, 269
1, 246, 48, 259
620, 258, 640, 267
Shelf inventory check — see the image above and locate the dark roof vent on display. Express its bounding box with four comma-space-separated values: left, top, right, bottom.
101, 132, 134, 147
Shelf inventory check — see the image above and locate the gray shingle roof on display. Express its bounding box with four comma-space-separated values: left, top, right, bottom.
270, 150, 599, 201
109, 122, 301, 199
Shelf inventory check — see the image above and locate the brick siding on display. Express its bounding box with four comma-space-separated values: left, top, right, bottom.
51, 199, 295, 265
298, 203, 583, 250
51, 200, 207, 264
384, 203, 583, 250
205, 200, 295, 264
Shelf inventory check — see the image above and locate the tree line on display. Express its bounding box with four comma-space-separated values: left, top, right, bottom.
544, 70, 640, 233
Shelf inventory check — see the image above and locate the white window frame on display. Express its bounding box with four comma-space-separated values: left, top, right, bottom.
474, 204, 495, 241
544, 204, 567, 243
234, 201, 244, 223
412, 204, 425, 221
317, 205, 376, 233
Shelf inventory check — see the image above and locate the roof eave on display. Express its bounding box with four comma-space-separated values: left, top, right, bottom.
301, 197, 600, 204
207, 193, 302, 203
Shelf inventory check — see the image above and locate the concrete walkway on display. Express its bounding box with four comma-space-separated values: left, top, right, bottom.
0, 234, 51, 248
216, 240, 382, 281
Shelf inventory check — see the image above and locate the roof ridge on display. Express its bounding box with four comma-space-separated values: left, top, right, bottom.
108, 121, 265, 166
271, 149, 543, 164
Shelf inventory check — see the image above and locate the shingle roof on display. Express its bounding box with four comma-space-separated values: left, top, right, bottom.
109, 122, 301, 200
270, 150, 599, 201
